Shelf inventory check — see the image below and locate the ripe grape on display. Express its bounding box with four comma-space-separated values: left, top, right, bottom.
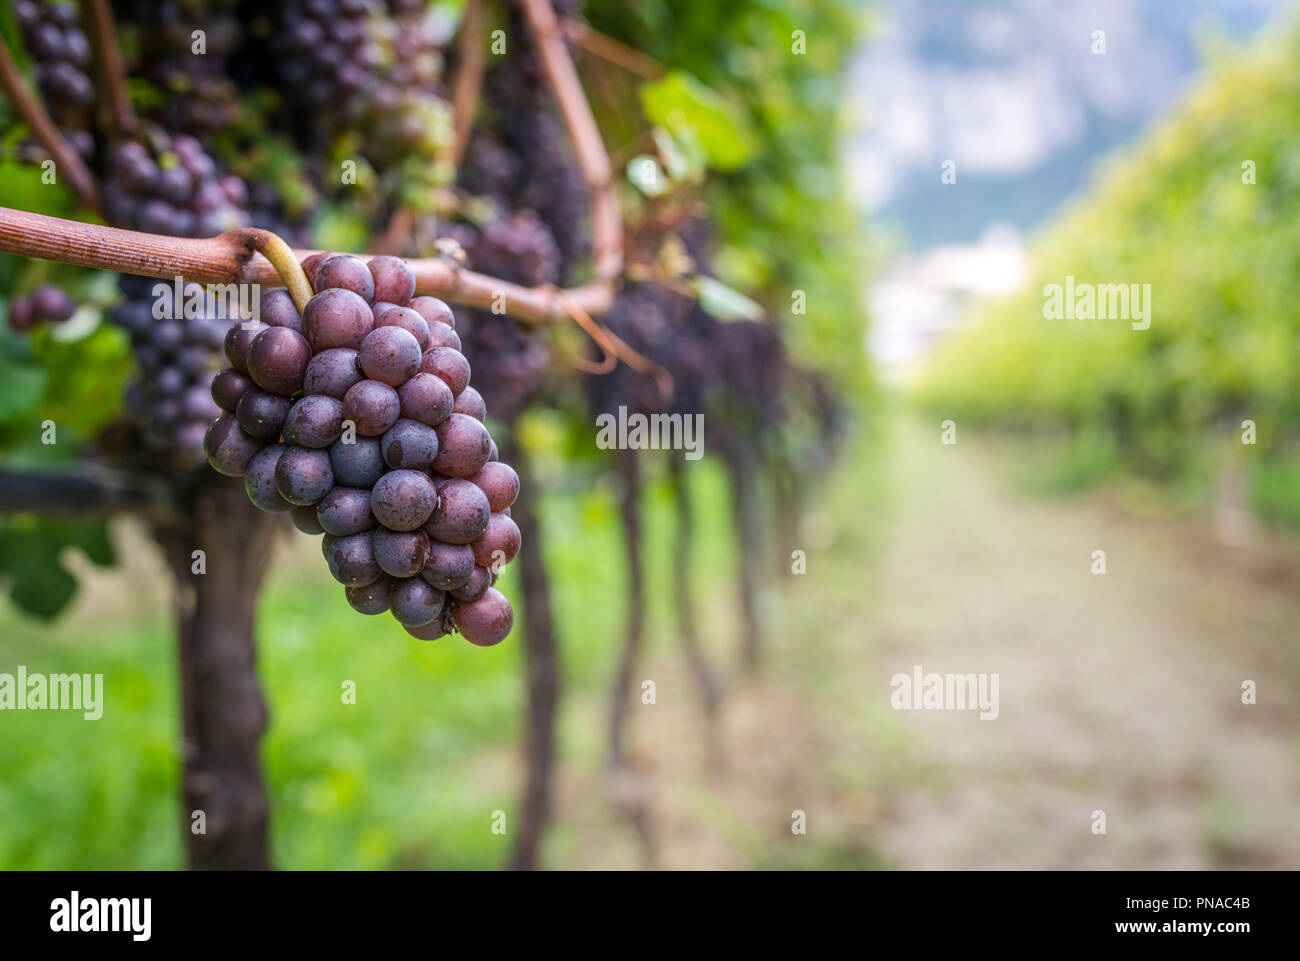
397, 372, 453, 427
317, 486, 377, 537
433, 413, 492, 477
370, 468, 437, 531
368, 255, 415, 305
324, 531, 382, 588
453, 588, 514, 646
274, 446, 334, 505
224, 321, 267, 372
283, 394, 345, 448
390, 577, 445, 628
245, 444, 293, 513
410, 296, 455, 330
315, 254, 375, 303
236, 387, 292, 440
468, 461, 519, 513
452, 565, 492, 603
472, 512, 521, 568
452, 385, 486, 421
425, 478, 490, 544
425, 320, 462, 351
204, 413, 264, 476
420, 346, 470, 397
381, 418, 439, 470
359, 325, 421, 386
329, 435, 386, 487
247, 326, 312, 395
303, 287, 373, 351
405, 619, 448, 641
303, 347, 364, 399
291, 504, 326, 535
421, 540, 476, 591
346, 576, 393, 615
258, 287, 303, 332
342, 379, 401, 436
372, 526, 429, 578
301, 251, 332, 288
373, 305, 429, 351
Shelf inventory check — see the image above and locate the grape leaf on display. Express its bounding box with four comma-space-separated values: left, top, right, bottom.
639, 72, 756, 172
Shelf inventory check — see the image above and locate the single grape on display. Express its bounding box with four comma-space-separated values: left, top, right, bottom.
346, 576, 393, 615
409, 295, 455, 329
390, 577, 445, 627
317, 486, 377, 536
405, 619, 448, 641
468, 461, 519, 513
370, 469, 438, 531
303, 287, 373, 351
425, 478, 490, 544
303, 347, 364, 399
424, 320, 462, 352
421, 540, 476, 591
283, 394, 345, 448
452, 565, 492, 603
472, 512, 522, 568
258, 287, 302, 332
204, 413, 263, 476
247, 326, 312, 396
358, 325, 422, 386
372, 526, 429, 578
397, 372, 453, 427
368, 255, 415, 305
291, 504, 326, 535
245, 444, 294, 513
419, 346, 470, 397
324, 531, 382, 587
341, 379, 401, 436
314, 254, 375, 303
300, 251, 333, 288
274, 446, 334, 505
453, 588, 513, 646
223, 321, 267, 373
452, 385, 486, 421
432, 413, 492, 478
235, 387, 292, 441
381, 418, 439, 470
328, 435, 386, 487
373, 305, 429, 351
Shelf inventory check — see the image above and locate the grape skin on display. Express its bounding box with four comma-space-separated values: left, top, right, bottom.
368, 255, 416, 305
346, 576, 393, 615
274, 446, 334, 505
397, 372, 453, 427
373, 305, 430, 351
303, 347, 364, 399
468, 461, 519, 513
370, 468, 438, 531
372, 526, 429, 578
432, 413, 492, 478
390, 577, 445, 627
329, 435, 386, 488
421, 540, 476, 591
453, 587, 514, 646
341, 379, 401, 436
420, 346, 470, 397
452, 385, 486, 421
452, 565, 492, 603
425, 478, 490, 545
315, 254, 375, 303
283, 394, 345, 448
303, 287, 373, 351
245, 444, 293, 513
324, 531, 382, 587
317, 486, 378, 536
204, 413, 264, 476
381, 418, 439, 470
472, 512, 522, 568
247, 326, 312, 395
236, 387, 292, 440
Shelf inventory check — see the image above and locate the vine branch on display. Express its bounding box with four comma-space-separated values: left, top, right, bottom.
0, 465, 174, 517
81, 0, 136, 135
450, 0, 486, 167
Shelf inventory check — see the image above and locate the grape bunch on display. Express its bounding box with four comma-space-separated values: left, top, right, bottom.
203, 254, 519, 644
13, 0, 94, 157
109, 275, 227, 460
6, 284, 76, 333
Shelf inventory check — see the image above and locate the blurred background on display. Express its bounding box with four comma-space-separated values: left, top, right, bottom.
2, 0, 1299, 870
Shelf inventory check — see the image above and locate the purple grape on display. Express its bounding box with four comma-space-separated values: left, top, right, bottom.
472, 513, 521, 568
258, 287, 302, 332
291, 504, 326, 535
373, 305, 429, 351
283, 394, 345, 448
405, 620, 448, 641
303, 287, 373, 351
368, 255, 415, 305
245, 444, 294, 513
346, 576, 393, 615
236, 387, 292, 440
341, 379, 401, 436
329, 435, 386, 487
419, 347, 470, 397
370, 469, 438, 531
425, 478, 490, 544
324, 531, 382, 587
468, 461, 519, 513
358, 325, 422, 387
381, 418, 439, 470
303, 348, 364, 399
410, 295, 455, 329
372, 526, 429, 578
451, 565, 491, 603
247, 326, 311, 395
204, 414, 263, 476
223, 321, 267, 373
397, 372, 453, 427
425, 321, 461, 352
421, 541, 476, 591
314, 254, 375, 303
317, 486, 377, 536
452, 385, 485, 421
454, 588, 513, 646
390, 577, 444, 627
433, 413, 492, 478
274, 446, 334, 505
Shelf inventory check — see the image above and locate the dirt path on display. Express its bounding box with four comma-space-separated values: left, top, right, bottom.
555, 419, 1300, 869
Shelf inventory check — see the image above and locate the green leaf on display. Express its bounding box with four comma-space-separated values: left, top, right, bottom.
639, 71, 755, 172
0, 354, 47, 420
692, 275, 765, 322
0, 518, 116, 620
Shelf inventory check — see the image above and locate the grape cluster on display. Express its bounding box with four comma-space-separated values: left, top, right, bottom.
5, 284, 76, 333
203, 254, 519, 644
109, 275, 227, 460
13, 0, 94, 157
102, 133, 249, 239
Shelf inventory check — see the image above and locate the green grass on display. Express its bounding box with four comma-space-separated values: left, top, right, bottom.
0, 455, 737, 870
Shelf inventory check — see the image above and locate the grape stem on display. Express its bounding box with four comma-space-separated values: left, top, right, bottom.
80, 0, 137, 135
450, 0, 486, 167
0, 205, 615, 325
562, 19, 665, 80
245, 229, 314, 313
0, 35, 101, 213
